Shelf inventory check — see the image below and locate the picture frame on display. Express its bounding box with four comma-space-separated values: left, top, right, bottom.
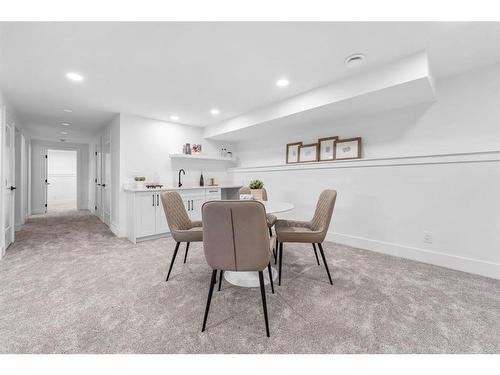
298, 143, 319, 163
335, 137, 362, 160
286, 142, 302, 164
318, 136, 338, 161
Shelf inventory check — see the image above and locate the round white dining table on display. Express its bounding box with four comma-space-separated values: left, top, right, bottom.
223, 200, 294, 288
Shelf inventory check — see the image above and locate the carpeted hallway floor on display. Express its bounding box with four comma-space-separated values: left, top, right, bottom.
0, 210, 499, 353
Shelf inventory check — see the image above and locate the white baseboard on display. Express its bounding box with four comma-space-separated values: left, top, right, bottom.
110, 223, 126, 238
326, 231, 500, 280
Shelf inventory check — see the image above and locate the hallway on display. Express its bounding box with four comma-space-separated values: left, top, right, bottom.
0, 210, 499, 353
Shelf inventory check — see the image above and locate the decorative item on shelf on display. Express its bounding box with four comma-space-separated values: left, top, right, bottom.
318, 136, 339, 161
208, 178, 217, 186
286, 142, 302, 164
183, 143, 191, 155
239, 194, 254, 200
227, 151, 233, 158
192, 144, 202, 155
199, 172, 204, 186
335, 137, 362, 160
146, 183, 163, 189
220, 147, 228, 158
249, 179, 264, 201
134, 176, 146, 189
298, 143, 319, 163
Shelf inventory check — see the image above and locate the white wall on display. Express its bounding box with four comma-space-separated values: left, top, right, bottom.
231, 64, 500, 279
47, 149, 77, 209
31, 140, 89, 214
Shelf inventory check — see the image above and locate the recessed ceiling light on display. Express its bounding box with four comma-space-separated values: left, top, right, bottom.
210, 108, 220, 116
63, 109, 73, 113
66, 72, 84, 82
345, 54, 365, 68
276, 78, 290, 87
61, 122, 70, 126
170, 115, 179, 121
60, 131, 68, 135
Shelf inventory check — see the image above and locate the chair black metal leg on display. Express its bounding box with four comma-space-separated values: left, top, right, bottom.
274, 238, 278, 264
267, 262, 274, 294
317, 243, 333, 285
183, 242, 190, 263
258, 271, 270, 337
312, 243, 320, 265
201, 269, 218, 332
218, 270, 224, 291
278, 242, 283, 286
166, 242, 180, 281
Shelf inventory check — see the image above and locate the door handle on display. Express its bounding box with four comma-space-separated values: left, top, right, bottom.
152, 194, 155, 206
156, 194, 159, 206
9, 186, 16, 190
188, 200, 191, 211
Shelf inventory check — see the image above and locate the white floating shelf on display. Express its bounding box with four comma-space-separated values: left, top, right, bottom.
169, 153, 237, 162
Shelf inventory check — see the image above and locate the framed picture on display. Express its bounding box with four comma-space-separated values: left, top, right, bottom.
286, 142, 302, 164
318, 136, 338, 161
335, 137, 362, 160
298, 143, 319, 162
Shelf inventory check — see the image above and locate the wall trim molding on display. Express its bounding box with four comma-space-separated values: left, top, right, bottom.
229, 150, 500, 173
110, 223, 126, 238
326, 231, 499, 280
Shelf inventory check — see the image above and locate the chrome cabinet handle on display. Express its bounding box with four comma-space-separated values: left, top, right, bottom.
152, 194, 155, 206
157, 194, 159, 206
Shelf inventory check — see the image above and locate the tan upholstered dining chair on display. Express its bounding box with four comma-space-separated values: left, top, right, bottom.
239, 186, 277, 227
239, 186, 278, 257
275, 189, 337, 286
160, 191, 203, 281
201, 200, 275, 337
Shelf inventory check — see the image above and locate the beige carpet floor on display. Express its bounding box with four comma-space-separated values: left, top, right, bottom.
0, 210, 499, 353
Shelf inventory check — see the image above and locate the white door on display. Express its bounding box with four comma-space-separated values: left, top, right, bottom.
95, 143, 102, 218
4, 121, 15, 248
136, 192, 157, 237
102, 138, 111, 226
155, 193, 169, 234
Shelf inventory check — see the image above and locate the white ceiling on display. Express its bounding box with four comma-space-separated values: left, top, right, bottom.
0, 22, 499, 142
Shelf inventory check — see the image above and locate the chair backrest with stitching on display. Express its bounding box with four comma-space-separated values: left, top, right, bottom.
202, 200, 271, 272
160, 191, 192, 235
310, 190, 337, 234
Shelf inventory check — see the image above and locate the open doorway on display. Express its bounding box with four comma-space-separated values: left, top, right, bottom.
46, 149, 77, 212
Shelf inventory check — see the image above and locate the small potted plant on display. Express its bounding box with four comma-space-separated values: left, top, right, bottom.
134, 176, 146, 189
249, 179, 264, 200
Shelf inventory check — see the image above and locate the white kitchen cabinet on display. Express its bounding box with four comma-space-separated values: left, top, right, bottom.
128, 191, 168, 242
136, 192, 157, 237
156, 196, 169, 233
181, 190, 206, 222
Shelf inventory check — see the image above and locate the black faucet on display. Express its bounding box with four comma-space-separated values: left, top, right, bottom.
178, 169, 186, 187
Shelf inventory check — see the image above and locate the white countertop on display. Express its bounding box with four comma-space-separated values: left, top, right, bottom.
123, 184, 242, 192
